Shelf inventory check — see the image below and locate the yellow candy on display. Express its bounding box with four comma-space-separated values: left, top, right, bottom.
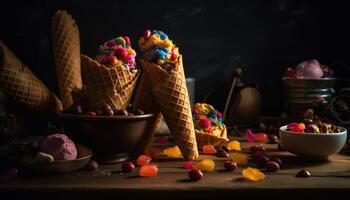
163, 146, 182, 158
228, 140, 241, 151
196, 159, 215, 171
157, 59, 165, 65
166, 54, 171, 60
163, 39, 174, 48
127, 48, 136, 55
242, 167, 266, 181
229, 153, 248, 164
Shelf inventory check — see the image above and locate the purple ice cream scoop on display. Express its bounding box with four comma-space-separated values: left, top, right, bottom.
295, 59, 324, 79
40, 134, 77, 161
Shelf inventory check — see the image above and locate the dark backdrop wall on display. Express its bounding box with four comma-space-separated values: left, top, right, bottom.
0, 0, 349, 115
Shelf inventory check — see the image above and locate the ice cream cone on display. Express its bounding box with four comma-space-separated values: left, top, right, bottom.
195, 125, 229, 149
140, 56, 198, 160
52, 10, 82, 110
0, 41, 62, 114
80, 54, 138, 111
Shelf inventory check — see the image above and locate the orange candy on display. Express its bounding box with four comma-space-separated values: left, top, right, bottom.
297, 123, 305, 130
139, 165, 158, 177
255, 133, 269, 142
136, 155, 151, 166
203, 145, 217, 154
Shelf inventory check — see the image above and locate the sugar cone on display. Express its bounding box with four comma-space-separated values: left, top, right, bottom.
80, 54, 138, 111
141, 56, 198, 160
0, 41, 62, 114
195, 125, 229, 149
52, 10, 82, 110
132, 69, 163, 155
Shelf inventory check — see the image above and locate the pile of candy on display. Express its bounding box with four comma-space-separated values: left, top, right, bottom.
284, 59, 333, 79
65, 104, 145, 117
287, 109, 342, 133
95, 36, 137, 70
246, 129, 269, 143
192, 103, 225, 136
139, 29, 180, 70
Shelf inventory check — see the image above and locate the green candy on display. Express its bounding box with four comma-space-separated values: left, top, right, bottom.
114, 37, 126, 47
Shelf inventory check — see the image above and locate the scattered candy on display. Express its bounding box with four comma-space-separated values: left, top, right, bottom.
242, 167, 266, 181
246, 129, 255, 142
163, 146, 182, 158
270, 157, 283, 166
224, 160, 238, 171
86, 160, 99, 171
139, 165, 158, 177
203, 145, 217, 154
121, 161, 135, 173
136, 155, 151, 166
250, 146, 266, 154
156, 136, 168, 144
265, 161, 280, 172
188, 169, 203, 181
255, 133, 269, 142
196, 159, 215, 171
296, 169, 311, 178
257, 155, 270, 168
183, 161, 194, 169
229, 153, 248, 165
228, 140, 241, 151
216, 149, 229, 158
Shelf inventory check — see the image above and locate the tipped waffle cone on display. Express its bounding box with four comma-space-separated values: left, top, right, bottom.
195, 125, 229, 149
81, 54, 138, 111
52, 10, 82, 110
0, 41, 62, 114
141, 56, 198, 160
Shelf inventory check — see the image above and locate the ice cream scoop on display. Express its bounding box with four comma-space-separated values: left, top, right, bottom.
295, 59, 324, 79
40, 134, 77, 161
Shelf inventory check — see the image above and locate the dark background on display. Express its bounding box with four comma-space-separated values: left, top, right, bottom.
0, 0, 349, 116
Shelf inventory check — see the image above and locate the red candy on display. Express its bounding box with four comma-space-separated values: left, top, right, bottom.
217, 112, 222, 118
136, 155, 151, 166
85, 111, 97, 116
192, 109, 200, 115
114, 48, 127, 59
156, 136, 168, 144
139, 165, 158, 177
144, 29, 151, 39
183, 161, 194, 169
123, 36, 131, 46
105, 55, 116, 63
203, 145, 217, 154
287, 123, 305, 133
200, 118, 211, 128
121, 161, 135, 173
255, 133, 268, 142
188, 169, 203, 181
171, 51, 177, 61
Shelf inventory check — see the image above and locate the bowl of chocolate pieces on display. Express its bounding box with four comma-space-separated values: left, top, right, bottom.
57, 104, 155, 163
279, 109, 347, 160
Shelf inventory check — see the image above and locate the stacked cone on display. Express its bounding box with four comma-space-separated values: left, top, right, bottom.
52, 10, 82, 110
0, 41, 62, 114
141, 56, 198, 160
80, 55, 138, 111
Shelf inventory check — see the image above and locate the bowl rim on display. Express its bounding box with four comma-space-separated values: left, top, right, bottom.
282, 77, 336, 81
57, 112, 154, 120
279, 125, 347, 136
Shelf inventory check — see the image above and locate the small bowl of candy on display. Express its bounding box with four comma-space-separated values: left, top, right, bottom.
57, 104, 155, 163
279, 120, 347, 160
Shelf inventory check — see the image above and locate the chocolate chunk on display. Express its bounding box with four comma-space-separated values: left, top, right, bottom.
305, 124, 320, 133
101, 104, 114, 116
296, 169, 311, 178
216, 149, 229, 158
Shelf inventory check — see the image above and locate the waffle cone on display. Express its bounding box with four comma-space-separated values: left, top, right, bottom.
141, 56, 198, 160
0, 41, 62, 114
195, 125, 229, 149
52, 10, 82, 110
80, 55, 138, 111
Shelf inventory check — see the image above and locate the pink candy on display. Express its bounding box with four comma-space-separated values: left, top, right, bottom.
246, 129, 256, 143
217, 112, 222, 118
200, 118, 211, 128
295, 59, 323, 79
123, 36, 131, 46
183, 161, 194, 169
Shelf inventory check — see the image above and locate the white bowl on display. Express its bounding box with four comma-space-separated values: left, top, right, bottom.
279, 125, 347, 160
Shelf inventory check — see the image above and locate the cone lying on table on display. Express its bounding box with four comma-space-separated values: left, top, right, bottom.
80, 54, 138, 111
0, 41, 62, 114
141, 56, 198, 160
52, 10, 82, 110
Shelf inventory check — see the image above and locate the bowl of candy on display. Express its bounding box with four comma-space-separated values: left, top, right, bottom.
57, 105, 155, 163
279, 120, 347, 160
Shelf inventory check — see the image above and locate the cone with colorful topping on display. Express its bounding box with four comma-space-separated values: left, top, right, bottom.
0, 41, 62, 114
52, 10, 82, 110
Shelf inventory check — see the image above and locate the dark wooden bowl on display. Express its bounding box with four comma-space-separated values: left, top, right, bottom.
57, 113, 155, 163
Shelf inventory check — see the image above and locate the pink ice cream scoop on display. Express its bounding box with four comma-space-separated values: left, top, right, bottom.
40, 134, 77, 161
295, 59, 324, 79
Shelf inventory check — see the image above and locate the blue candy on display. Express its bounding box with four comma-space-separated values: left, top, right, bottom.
153, 48, 168, 61
218, 118, 223, 123
153, 30, 169, 40
209, 111, 217, 119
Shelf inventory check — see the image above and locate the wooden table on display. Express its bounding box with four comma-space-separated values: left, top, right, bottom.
1, 140, 350, 199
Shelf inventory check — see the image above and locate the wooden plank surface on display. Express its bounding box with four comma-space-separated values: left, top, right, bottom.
1, 140, 350, 199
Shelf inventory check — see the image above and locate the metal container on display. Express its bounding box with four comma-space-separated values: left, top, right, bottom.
283, 77, 336, 117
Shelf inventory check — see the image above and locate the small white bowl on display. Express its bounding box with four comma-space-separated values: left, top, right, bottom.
279, 125, 347, 160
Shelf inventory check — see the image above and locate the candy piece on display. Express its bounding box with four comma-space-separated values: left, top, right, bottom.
35, 152, 54, 163
252, 151, 266, 162
257, 155, 270, 168
114, 48, 128, 59
183, 161, 194, 169
224, 160, 238, 171
196, 159, 215, 171
115, 109, 128, 116
123, 36, 131, 46
188, 169, 203, 181
114, 37, 126, 47
246, 129, 256, 142
101, 104, 114, 116
86, 160, 99, 171
192, 109, 200, 115
287, 122, 304, 133
270, 157, 282, 166
296, 169, 311, 178
217, 112, 222, 118
85, 111, 97, 116
156, 136, 168, 144
250, 146, 266, 154
229, 153, 248, 165
136, 155, 151, 166
144, 29, 152, 39
139, 165, 158, 177
122, 161, 135, 173
163, 146, 183, 158
255, 133, 268, 142
200, 118, 211, 128
228, 140, 241, 151
222, 146, 230, 153
216, 149, 229, 158
106, 40, 116, 47
297, 123, 306, 130
203, 145, 217, 154
265, 161, 280, 172
242, 167, 266, 181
